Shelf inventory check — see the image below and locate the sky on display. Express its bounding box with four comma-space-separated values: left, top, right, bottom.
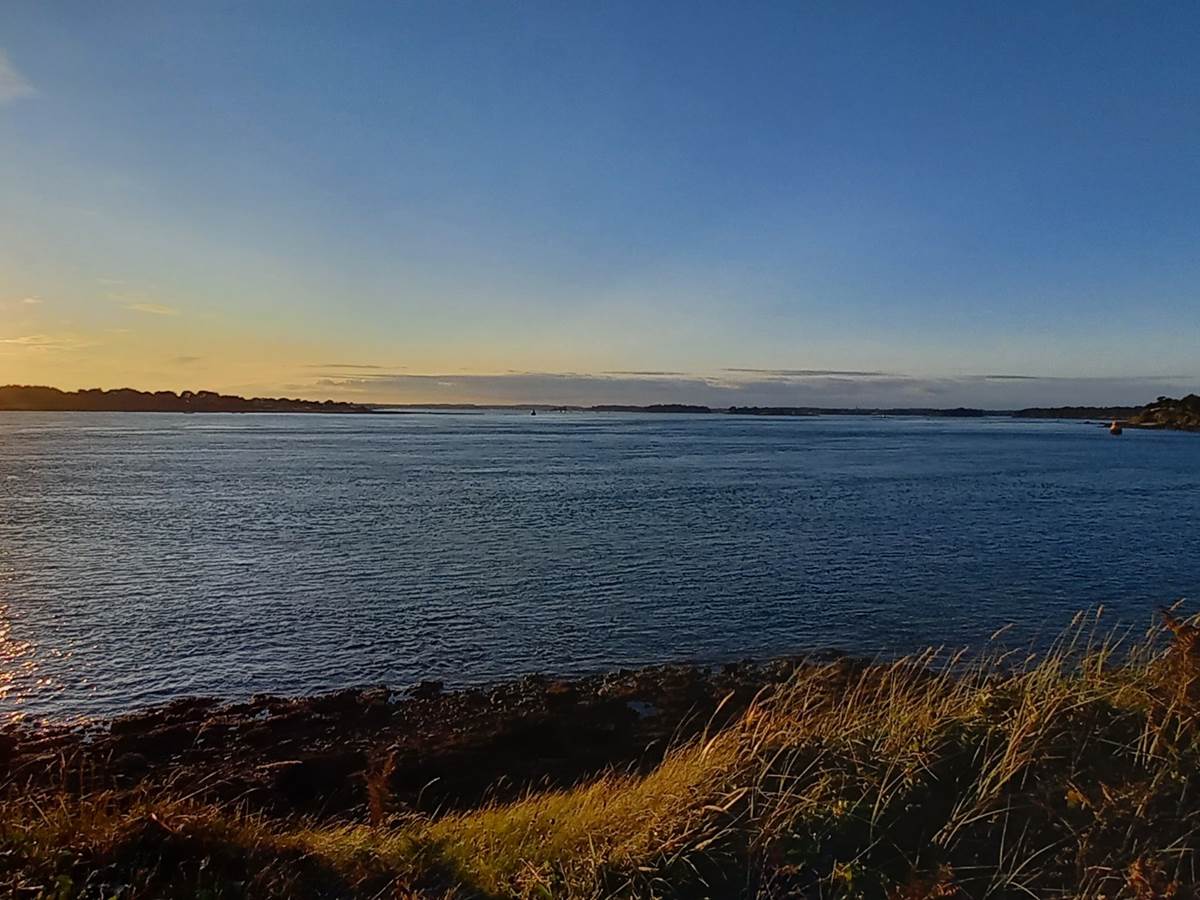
1, 1, 1197, 407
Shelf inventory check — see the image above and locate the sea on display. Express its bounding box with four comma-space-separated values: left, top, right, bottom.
1, 411, 1197, 721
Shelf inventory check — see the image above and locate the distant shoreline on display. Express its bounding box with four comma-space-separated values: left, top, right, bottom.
0, 385, 373, 415
3, 384, 1198, 429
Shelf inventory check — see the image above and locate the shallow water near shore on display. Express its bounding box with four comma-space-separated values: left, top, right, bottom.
1, 411, 1197, 721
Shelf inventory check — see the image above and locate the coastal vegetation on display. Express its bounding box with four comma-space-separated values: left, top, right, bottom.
4, 610, 1200, 898
1128, 395, 1200, 432
1012, 395, 1200, 432
0, 386, 369, 414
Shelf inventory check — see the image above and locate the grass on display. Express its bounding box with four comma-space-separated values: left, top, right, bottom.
4, 608, 1200, 898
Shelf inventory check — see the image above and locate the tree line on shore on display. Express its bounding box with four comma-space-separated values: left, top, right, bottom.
0, 385, 368, 413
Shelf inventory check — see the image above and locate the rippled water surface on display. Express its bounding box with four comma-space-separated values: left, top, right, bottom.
1, 411, 1197, 720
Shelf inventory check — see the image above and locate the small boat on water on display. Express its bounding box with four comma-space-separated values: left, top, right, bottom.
530, 409, 537, 416
1109, 419, 1123, 435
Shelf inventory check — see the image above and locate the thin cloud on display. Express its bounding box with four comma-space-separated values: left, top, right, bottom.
603, 370, 689, 377
0, 51, 34, 106
125, 303, 180, 316
723, 368, 895, 378
172, 355, 202, 365
0, 333, 91, 351
20, 297, 42, 305
977, 373, 1192, 383
306, 363, 388, 370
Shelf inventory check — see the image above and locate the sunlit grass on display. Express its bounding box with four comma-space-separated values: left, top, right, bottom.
4, 608, 1199, 898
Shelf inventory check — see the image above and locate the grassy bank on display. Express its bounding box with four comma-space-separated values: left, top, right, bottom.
4, 610, 1200, 899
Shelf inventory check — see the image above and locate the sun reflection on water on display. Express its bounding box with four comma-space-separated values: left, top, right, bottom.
0, 599, 63, 725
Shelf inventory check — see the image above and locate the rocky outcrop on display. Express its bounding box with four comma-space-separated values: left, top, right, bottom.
2, 658, 851, 819
1128, 394, 1200, 431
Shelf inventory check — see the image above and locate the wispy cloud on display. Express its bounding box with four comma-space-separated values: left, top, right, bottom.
125, 303, 180, 316
0, 51, 34, 106
171, 355, 202, 365
0, 333, 92, 351
977, 373, 1190, 383
723, 368, 895, 378
1, 296, 42, 310
0, 335, 52, 346
306, 363, 389, 370
603, 370, 690, 377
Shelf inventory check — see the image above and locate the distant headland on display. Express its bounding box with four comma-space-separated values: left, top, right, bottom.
1013, 395, 1200, 432
1127, 394, 1200, 431
0, 385, 371, 414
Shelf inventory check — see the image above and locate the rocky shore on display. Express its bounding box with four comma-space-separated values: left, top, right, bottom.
1, 656, 845, 820
1126, 393, 1200, 431
5, 621, 1199, 899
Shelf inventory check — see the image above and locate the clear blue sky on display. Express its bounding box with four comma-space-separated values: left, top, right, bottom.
1, 1, 1197, 406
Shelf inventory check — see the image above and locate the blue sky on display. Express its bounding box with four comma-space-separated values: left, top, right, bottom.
1, 2, 1197, 406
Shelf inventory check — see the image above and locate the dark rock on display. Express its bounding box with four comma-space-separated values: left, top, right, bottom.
109, 709, 167, 736
359, 699, 392, 725
309, 688, 361, 717
195, 721, 233, 749
0, 732, 14, 774
627, 700, 660, 719
242, 725, 275, 747
113, 722, 198, 760
545, 680, 578, 706
360, 687, 391, 704
19, 733, 82, 754
410, 680, 444, 700
260, 751, 365, 807
112, 751, 150, 778
159, 697, 219, 722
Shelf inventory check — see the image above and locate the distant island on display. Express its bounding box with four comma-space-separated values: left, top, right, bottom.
0, 385, 371, 414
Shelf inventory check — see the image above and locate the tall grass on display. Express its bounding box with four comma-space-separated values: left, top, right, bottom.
4, 609, 1199, 898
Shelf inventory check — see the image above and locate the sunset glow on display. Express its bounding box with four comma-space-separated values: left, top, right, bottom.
2, 5, 1197, 407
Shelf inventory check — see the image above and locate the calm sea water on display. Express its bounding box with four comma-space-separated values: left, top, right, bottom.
1, 411, 1197, 721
